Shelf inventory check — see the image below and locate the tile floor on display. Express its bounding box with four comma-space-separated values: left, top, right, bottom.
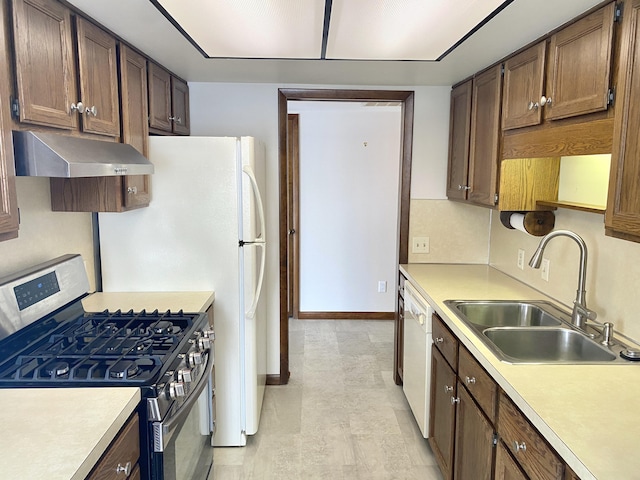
213, 318, 444, 479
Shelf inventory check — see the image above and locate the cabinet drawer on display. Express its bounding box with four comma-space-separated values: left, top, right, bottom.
87, 413, 140, 479
498, 393, 564, 480
458, 346, 497, 422
432, 313, 458, 369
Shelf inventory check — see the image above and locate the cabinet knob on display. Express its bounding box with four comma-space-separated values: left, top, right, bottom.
540, 95, 552, 106
465, 376, 476, 385
444, 385, 454, 393
85, 105, 97, 116
513, 441, 527, 453
434, 337, 444, 344
168, 116, 176, 121
457, 185, 471, 191
527, 101, 539, 111
70, 101, 85, 114
451, 396, 460, 405
175, 116, 182, 124
116, 461, 132, 475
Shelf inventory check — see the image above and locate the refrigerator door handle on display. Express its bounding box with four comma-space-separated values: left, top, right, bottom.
247, 242, 266, 319
242, 164, 266, 242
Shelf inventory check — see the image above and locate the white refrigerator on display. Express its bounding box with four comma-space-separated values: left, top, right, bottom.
98, 136, 267, 447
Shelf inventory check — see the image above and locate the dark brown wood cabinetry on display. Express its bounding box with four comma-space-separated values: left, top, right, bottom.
606, 0, 640, 241
86, 412, 140, 480
495, 442, 528, 480
12, 0, 120, 136
148, 61, 190, 135
429, 345, 457, 479
446, 80, 472, 201
393, 273, 405, 385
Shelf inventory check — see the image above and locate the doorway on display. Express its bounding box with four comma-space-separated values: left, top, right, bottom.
276, 89, 415, 385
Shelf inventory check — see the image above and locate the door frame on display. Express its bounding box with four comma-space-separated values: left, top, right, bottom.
275, 88, 414, 385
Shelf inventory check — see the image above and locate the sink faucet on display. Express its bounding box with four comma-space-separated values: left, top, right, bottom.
528, 230, 597, 330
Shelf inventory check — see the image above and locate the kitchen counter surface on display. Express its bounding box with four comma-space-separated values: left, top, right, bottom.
82, 291, 215, 313
0, 387, 140, 480
400, 263, 640, 480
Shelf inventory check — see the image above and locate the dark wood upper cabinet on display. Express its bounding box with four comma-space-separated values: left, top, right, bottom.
11, 0, 78, 130
545, 2, 616, 121
76, 17, 120, 137
119, 43, 150, 210
606, 0, 640, 240
446, 80, 472, 200
502, 42, 546, 130
148, 61, 189, 135
468, 64, 502, 207
171, 76, 190, 135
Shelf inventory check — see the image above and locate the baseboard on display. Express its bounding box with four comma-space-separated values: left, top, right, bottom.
297, 311, 395, 320
266, 374, 282, 385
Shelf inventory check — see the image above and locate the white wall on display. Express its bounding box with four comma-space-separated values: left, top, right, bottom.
0, 177, 95, 289
289, 102, 401, 313
188, 82, 451, 373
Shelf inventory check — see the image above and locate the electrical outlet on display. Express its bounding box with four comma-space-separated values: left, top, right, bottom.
517, 249, 525, 270
541, 258, 550, 281
412, 236, 430, 254
377, 281, 387, 293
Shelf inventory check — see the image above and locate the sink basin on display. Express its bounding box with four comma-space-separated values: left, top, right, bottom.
448, 300, 564, 329
483, 327, 617, 363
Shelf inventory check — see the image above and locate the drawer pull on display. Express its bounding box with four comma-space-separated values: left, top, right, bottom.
434, 337, 444, 344
444, 385, 454, 393
465, 376, 476, 385
116, 462, 132, 475
513, 441, 527, 453
451, 396, 460, 405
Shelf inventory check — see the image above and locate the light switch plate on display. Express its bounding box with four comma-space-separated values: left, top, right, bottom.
412, 236, 429, 254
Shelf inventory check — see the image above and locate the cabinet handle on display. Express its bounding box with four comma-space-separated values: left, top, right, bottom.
434, 337, 444, 344
527, 101, 539, 111
540, 95, 552, 106
513, 441, 527, 453
116, 461, 132, 475
451, 396, 460, 405
465, 376, 476, 385
444, 385, 454, 393
70, 101, 85, 114
85, 105, 97, 117
127, 186, 138, 195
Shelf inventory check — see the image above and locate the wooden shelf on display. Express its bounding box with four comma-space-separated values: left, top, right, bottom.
536, 200, 606, 214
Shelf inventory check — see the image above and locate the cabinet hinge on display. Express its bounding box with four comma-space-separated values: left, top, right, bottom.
494, 193, 499, 205
10, 96, 20, 119
614, 3, 623, 23
493, 433, 499, 446
608, 87, 616, 106
500, 64, 505, 77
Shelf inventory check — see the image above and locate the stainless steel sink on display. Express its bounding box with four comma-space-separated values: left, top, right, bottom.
443, 299, 636, 364
483, 327, 617, 363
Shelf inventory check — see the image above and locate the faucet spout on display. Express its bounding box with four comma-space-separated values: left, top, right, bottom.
528, 230, 595, 329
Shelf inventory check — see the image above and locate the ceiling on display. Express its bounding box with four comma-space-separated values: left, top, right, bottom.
67, 0, 605, 86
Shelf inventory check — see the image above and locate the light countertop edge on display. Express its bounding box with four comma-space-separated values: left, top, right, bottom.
82, 291, 215, 313
400, 263, 640, 480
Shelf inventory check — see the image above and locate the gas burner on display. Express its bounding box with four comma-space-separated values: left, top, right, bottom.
109, 359, 140, 379
43, 361, 70, 378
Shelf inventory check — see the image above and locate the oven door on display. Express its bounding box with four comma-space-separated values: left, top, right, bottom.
151, 354, 215, 480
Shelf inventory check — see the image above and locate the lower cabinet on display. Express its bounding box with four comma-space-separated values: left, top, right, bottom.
87, 412, 140, 480
495, 442, 527, 480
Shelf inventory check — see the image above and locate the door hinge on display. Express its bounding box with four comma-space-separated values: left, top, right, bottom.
10, 96, 19, 119
608, 87, 616, 106
614, 3, 623, 23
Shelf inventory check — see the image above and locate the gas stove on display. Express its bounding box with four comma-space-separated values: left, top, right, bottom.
0, 255, 215, 480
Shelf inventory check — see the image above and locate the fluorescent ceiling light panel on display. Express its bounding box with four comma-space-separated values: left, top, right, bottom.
155, 0, 325, 58
326, 0, 507, 60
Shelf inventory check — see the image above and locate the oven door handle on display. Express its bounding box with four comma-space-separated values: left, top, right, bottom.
153, 349, 214, 451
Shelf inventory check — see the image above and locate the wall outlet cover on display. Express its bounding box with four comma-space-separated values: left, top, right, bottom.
517, 249, 525, 270
541, 258, 550, 281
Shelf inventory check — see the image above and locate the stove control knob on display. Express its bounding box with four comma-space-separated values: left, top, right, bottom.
198, 336, 211, 350
189, 351, 203, 366
203, 329, 215, 340
168, 381, 185, 399
178, 368, 193, 383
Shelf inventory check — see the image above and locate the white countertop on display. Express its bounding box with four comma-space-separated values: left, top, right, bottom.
82, 291, 215, 313
400, 263, 640, 480
0, 387, 140, 480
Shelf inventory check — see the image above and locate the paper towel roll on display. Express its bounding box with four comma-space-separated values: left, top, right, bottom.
499, 211, 555, 236
509, 213, 527, 233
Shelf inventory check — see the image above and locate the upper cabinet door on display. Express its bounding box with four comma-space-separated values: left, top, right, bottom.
12, 0, 78, 130
468, 65, 502, 207
545, 3, 615, 120
76, 17, 120, 136
606, 0, 640, 238
148, 62, 172, 132
502, 42, 546, 130
446, 80, 472, 200
171, 77, 190, 135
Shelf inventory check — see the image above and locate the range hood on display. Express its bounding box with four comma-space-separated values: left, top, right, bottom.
13, 130, 154, 177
